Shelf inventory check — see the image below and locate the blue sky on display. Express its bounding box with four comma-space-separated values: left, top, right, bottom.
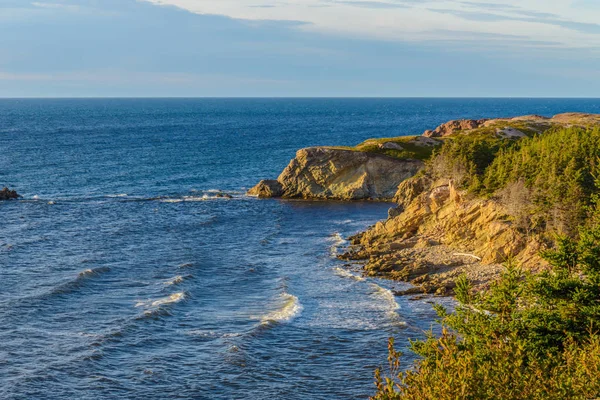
1, 0, 600, 97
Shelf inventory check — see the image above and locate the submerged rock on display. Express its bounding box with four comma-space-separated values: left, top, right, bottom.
249, 147, 423, 201
0, 187, 20, 200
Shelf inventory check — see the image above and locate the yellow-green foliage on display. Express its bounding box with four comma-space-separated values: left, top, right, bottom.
372, 223, 600, 400
327, 136, 442, 161
373, 333, 600, 400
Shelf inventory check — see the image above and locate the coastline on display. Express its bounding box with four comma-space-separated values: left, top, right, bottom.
251, 112, 600, 297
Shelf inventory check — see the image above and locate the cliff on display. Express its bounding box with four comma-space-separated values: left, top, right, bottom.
251, 112, 600, 296
342, 177, 544, 296
248, 135, 440, 200
341, 112, 600, 296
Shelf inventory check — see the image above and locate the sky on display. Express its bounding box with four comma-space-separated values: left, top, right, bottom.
1, 0, 600, 97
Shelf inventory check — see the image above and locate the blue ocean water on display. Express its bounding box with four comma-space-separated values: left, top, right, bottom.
1, 98, 599, 399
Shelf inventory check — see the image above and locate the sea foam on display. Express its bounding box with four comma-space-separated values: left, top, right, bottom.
333, 267, 365, 281
136, 292, 186, 308
327, 232, 348, 257
258, 293, 303, 325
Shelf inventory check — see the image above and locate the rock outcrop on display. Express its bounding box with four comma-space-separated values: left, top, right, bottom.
424, 119, 489, 137
341, 179, 545, 295
248, 147, 423, 200
250, 112, 600, 295
247, 180, 283, 198
0, 187, 20, 200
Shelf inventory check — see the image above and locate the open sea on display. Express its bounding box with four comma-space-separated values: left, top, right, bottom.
1, 98, 599, 399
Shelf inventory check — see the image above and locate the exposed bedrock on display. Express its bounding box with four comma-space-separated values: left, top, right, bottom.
248, 147, 423, 201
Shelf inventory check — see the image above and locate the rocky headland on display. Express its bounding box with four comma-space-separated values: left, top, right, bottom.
248, 136, 440, 200
251, 113, 600, 296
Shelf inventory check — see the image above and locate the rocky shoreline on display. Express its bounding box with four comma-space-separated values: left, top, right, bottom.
251, 113, 600, 296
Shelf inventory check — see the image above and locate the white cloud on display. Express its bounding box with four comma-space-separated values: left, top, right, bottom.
142, 0, 600, 48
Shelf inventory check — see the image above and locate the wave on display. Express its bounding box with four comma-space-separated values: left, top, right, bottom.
333, 267, 365, 282
370, 283, 402, 323
163, 275, 190, 286
135, 292, 186, 308
255, 293, 303, 326
327, 232, 348, 257
50, 267, 111, 295
185, 330, 242, 339
78, 266, 111, 279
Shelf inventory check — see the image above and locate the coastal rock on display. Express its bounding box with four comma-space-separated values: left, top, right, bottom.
247, 180, 283, 198
341, 176, 542, 295
423, 119, 489, 137
250, 147, 423, 200
0, 187, 20, 200
378, 142, 404, 150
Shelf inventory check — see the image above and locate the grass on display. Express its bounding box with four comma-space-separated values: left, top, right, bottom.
325, 136, 443, 161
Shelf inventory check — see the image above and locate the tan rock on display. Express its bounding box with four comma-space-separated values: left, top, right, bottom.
423, 119, 489, 137
253, 147, 423, 200
247, 180, 283, 198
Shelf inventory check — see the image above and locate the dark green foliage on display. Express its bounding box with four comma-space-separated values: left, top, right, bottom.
372, 224, 600, 399
427, 126, 600, 235
428, 134, 508, 190
481, 127, 600, 234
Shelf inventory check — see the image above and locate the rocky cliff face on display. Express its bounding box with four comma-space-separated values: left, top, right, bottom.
248, 147, 423, 200
342, 179, 545, 295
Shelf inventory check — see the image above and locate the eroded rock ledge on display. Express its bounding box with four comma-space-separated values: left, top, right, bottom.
340, 178, 544, 296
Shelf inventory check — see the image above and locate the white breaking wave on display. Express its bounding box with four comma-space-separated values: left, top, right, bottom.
333, 267, 365, 282
257, 293, 303, 325
327, 232, 348, 257
164, 275, 185, 286
370, 283, 401, 321
136, 292, 185, 308
78, 266, 110, 279
159, 195, 232, 203
106, 194, 128, 198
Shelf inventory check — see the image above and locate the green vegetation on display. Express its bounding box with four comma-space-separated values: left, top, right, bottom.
371, 125, 600, 399
372, 222, 600, 400
428, 126, 600, 236
327, 135, 442, 161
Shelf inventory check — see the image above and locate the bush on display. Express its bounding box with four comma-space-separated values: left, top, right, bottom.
372, 223, 600, 400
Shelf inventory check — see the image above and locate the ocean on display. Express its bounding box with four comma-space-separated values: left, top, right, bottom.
1, 98, 599, 399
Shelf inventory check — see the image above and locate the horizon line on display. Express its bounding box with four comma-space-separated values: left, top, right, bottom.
1, 96, 600, 100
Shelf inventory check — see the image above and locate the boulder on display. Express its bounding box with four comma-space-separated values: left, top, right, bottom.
378, 142, 404, 150
0, 187, 19, 200
247, 180, 283, 198
423, 119, 488, 137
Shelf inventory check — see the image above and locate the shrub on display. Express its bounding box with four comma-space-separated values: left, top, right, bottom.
372, 223, 600, 400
